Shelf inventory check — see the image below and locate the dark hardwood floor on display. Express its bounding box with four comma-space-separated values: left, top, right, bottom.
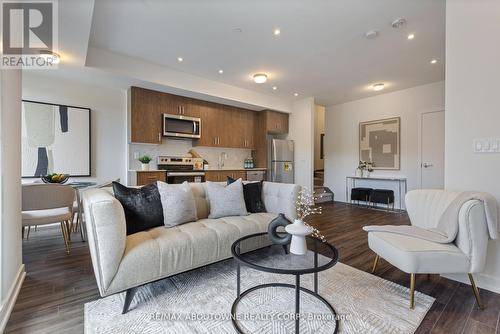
6, 202, 500, 333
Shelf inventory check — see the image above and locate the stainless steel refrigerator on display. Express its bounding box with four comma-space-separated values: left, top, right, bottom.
269, 139, 294, 183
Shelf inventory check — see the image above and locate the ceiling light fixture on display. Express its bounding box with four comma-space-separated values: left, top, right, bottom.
273, 28, 281, 36
430, 59, 437, 64
253, 73, 268, 84
272, 86, 277, 90
392, 18, 407, 29
407, 33, 415, 40
177, 57, 183, 62
372, 83, 385, 91
365, 30, 379, 39
39, 50, 60, 64
294, 93, 299, 97
218, 69, 224, 74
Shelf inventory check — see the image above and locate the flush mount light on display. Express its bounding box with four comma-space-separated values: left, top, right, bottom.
365, 30, 379, 39
218, 69, 224, 74
293, 93, 299, 97
372, 83, 385, 91
273, 28, 281, 36
39, 50, 60, 64
177, 57, 184, 62
430, 59, 438, 64
407, 33, 415, 40
392, 18, 407, 29
272, 86, 277, 90
253, 73, 268, 84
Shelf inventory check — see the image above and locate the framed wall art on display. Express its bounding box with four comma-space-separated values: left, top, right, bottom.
359, 117, 400, 170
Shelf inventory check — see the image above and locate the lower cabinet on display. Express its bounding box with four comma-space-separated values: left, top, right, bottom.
205, 170, 247, 182
136, 171, 166, 186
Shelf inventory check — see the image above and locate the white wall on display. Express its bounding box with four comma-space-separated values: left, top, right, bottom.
444, 0, 500, 292
287, 97, 315, 190
0, 70, 24, 331
314, 105, 325, 171
22, 73, 127, 184
324, 81, 445, 206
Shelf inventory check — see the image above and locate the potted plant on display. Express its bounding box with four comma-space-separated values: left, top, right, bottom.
138, 155, 152, 171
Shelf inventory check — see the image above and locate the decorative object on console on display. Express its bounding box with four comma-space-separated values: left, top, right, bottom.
157, 181, 197, 227
286, 187, 325, 255
112, 182, 164, 235
22, 100, 91, 177
41, 173, 69, 184
359, 117, 400, 170
227, 177, 266, 213
267, 213, 292, 245
138, 155, 152, 171
206, 179, 248, 219
356, 160, 374, 178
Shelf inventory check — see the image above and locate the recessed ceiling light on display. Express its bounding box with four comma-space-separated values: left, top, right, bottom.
39, 50, 60, 64
407, 33, 415, 40
372, 83, 385, 91
218, 69, 224, 74
272, 86, 277, 90
253, 73, 268, 84
294, 93, 299, 97
177, 57, 183, 62
365, 30, 378, 39
273, 28, 281, 36
430, 59, 437, 64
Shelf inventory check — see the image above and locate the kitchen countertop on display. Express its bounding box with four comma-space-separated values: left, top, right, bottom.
204, 168, 267, 171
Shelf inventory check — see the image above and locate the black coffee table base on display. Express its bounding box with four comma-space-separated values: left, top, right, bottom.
231, 281, 339, 334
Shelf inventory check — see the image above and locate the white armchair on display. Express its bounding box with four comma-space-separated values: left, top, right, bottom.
365, 189, 489, 309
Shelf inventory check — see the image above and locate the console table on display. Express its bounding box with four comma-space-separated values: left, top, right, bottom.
345, 176, 407, 212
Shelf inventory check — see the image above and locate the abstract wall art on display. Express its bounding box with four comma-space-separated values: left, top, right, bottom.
22, 100, 91, 177
359, 117, 400, 170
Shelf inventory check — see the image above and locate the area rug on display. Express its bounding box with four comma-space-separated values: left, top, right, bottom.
85, 249, 434, 333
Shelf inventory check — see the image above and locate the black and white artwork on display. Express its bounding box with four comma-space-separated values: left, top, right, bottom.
22, 100, 91, 177
359, 117, 400, 170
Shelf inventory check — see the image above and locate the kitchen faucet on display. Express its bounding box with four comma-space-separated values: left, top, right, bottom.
218, 152, 227, 169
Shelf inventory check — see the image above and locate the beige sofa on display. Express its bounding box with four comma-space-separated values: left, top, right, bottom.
82, 181, 300, 313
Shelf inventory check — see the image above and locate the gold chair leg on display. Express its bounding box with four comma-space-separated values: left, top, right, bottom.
468, 273, 484, 310
65, 220, 72, 242
60, 221, 71, 255
410, 273, 416, 309
371, 255, 380, 273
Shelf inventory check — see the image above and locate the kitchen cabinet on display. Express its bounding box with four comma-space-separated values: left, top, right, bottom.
266, 110, 289, 134
130, 87, 163, 144
195, 102, 226, 147
136, 171, 166, 186
205, 170, 247, 182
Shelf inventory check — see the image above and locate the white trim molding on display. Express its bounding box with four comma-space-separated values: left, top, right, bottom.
0, 264, 25, 332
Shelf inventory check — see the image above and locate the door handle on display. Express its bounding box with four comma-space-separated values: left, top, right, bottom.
422, 162, 434, 168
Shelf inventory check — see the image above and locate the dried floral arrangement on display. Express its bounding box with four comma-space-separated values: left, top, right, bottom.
295, 187, 326, 242
357, 160, 374, 172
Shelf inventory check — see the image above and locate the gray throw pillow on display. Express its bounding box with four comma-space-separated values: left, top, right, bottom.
206, 179, 248, 219
157, 181, 197, 227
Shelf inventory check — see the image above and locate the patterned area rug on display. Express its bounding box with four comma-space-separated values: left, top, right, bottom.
85, 249, 434, 333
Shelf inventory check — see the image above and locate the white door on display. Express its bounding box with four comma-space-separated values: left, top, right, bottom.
420, 111, 445, 189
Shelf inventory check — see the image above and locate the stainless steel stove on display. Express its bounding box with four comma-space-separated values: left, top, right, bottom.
157, 156, 205, 183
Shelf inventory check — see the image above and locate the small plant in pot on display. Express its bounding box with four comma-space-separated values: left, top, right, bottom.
138, 155, 152, 171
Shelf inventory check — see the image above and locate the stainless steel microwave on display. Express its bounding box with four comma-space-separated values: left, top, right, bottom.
163, 114, 201, 139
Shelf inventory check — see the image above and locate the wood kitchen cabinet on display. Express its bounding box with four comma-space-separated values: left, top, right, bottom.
205, 170, 247, 182
130, 87, 163, 144
136, 171, 166, 186
265, 110, 289, 134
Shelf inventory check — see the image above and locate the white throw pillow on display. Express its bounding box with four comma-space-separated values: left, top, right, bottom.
157, 181, 197, 227
206, 179, 248, 219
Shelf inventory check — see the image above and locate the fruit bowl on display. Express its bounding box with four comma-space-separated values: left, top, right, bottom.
41, 173, 70, 184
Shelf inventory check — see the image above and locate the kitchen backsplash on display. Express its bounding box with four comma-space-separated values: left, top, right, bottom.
129, 139, 253, 170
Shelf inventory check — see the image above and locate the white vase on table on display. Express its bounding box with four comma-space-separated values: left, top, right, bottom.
285, 219, 313, 255
141, 163, 150, 171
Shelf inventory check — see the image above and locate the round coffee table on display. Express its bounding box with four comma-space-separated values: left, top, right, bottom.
231, 232, 339, 334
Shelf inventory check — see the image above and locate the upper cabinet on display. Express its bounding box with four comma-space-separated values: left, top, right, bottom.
130, 87, 163, 144
265, 110, 289, 134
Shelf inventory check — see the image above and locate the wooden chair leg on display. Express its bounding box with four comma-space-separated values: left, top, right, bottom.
468, 273, 484, 310
371, 254, 379, 273
410, 273, 416, 309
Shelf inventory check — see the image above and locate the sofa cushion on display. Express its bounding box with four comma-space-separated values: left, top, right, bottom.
206, 179, 248, 219
227, 177, 266, 213
157, 181, 197, 227
112, 182, 164, 235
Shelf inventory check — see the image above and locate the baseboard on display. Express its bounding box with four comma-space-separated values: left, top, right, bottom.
0, 264, 25, 332
442, 272, 500, 294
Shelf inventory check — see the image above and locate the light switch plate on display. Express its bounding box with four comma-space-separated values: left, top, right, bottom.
473, 138, 500, 153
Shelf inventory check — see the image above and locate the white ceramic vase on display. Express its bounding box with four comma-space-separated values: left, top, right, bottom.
285, 219, 313, 255
141, 163, 150, 171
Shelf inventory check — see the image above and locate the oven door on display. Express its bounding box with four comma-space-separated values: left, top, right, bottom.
163, 114, 201, 139
166, 172, 205, 184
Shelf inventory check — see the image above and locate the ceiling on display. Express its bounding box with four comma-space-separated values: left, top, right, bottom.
87, 0, 445, 106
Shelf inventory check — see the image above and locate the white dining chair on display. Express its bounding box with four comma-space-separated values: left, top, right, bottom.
22, 184, 76, 254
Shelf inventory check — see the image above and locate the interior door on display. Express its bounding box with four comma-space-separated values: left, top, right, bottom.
420, 111, 445, 189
